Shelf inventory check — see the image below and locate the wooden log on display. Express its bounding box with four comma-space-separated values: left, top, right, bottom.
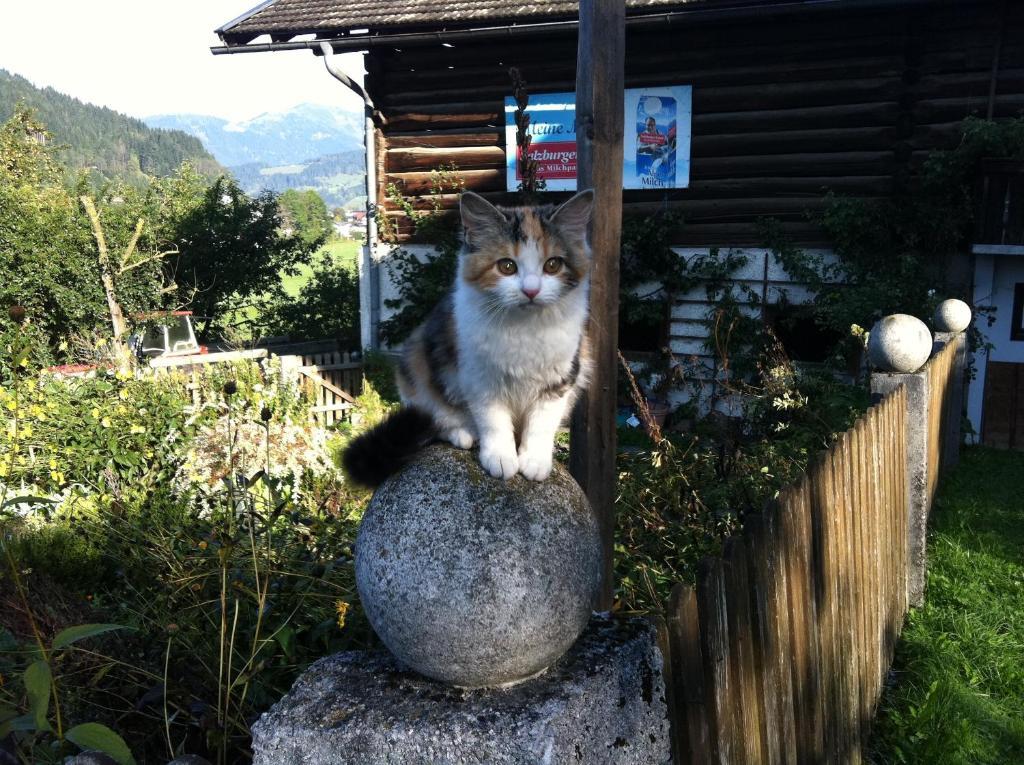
386, 169, 505, 194
387, 145, 506, 171
568, 0, 624, 611
693, 126, 896, 158
385, 132, 502, 148
697, 557, 734, 765
691, 151, 894, 180
667, 584, 711, 765
382, 111, 501, 131
693, 102, 901, 134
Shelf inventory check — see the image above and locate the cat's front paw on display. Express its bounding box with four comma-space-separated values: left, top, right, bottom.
479, 443, 519, 480
517, 447, 553, 481
444, 427, 475, 450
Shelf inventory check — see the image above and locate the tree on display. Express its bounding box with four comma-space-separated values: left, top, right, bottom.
279, 188, 332, 250
263, 252, 360, 346
79, 194, 178, 361
167, 177, 317, 339
0, 107, 110, 352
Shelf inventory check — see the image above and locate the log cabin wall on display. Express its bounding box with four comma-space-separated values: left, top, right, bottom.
363, 0, 1022, 373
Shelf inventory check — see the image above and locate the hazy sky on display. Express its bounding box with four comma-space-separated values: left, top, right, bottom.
0, 1, 366, 121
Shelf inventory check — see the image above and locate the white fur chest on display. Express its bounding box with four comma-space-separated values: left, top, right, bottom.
453, 287, 586, 407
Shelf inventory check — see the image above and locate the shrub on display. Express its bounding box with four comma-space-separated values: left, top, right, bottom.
0, 326, 371, 764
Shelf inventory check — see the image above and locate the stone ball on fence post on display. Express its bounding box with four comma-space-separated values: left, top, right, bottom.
355, 444, 602, 689
867, 313, 934, 373
933, 298, 972, 333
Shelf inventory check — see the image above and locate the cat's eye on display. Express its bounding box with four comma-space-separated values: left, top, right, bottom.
543, 257, 564, 275
496, 258, 518, 275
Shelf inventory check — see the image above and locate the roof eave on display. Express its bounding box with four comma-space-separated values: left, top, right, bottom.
215, 0, 281, 35
212, 0, 948, 55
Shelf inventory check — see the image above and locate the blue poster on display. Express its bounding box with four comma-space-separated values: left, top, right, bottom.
504, 85, 691, 191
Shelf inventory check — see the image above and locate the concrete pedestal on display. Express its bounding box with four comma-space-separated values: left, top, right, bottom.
251, 617, 671, 765
871, 368, 929, 607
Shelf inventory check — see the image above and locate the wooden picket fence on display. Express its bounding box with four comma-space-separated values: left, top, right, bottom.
926, 338, 958, 504
654, 339, 962, 764
149, 346, 363, 428
282, 350, 363, 428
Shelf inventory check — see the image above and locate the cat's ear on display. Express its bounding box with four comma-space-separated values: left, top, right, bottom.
548, 189, 595, 245
460, 191, 506, 249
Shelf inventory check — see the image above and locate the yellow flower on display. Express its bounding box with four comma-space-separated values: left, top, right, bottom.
335, 601, 350, 630
5, 401, 15, 411
130, 425, 145, 435
0, 464, 8, 478
49, 458, 57, 469
90, 408, 100, 419
19, 424, 32, 438
101, 417, 112, 428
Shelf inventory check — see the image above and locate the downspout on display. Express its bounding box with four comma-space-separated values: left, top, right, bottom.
320, 41, 380, 350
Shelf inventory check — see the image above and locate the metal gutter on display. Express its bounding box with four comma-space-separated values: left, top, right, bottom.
319, 42, 381, 350
211, 0, 945, 55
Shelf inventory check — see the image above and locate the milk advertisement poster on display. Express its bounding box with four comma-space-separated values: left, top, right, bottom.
504, 85, 691, 191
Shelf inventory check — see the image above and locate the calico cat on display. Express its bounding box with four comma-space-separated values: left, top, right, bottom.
343, 189, 595, 487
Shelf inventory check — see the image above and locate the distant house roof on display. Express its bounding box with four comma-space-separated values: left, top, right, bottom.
214, 0, 868, 50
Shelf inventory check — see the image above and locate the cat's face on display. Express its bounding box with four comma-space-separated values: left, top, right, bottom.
458, 191, 594, 310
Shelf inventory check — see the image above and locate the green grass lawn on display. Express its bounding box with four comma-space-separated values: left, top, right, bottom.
281, 237, 361, 298
868, 446, 1024, 764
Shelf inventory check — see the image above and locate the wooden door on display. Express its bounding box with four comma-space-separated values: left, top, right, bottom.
982, 361, 1024, 449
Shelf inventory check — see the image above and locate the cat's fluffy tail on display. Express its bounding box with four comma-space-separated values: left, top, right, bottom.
342, 407, 437, 489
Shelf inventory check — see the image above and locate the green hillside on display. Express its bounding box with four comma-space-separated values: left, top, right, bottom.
0, 69, 221, 184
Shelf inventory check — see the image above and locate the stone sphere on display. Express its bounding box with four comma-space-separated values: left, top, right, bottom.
933, 298, 972, 333
355, 444, 602, 688
867, 313, 933, 373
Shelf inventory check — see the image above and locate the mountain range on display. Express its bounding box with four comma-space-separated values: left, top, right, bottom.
0, 68, 367, 210
0, 68, 220, 184
146, 104, 364, 167
146, 103, 366, 208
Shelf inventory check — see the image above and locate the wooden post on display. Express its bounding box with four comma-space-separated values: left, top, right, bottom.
569, 0, 625, 610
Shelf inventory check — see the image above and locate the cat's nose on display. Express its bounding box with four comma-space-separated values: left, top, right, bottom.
521, 275, 541, 300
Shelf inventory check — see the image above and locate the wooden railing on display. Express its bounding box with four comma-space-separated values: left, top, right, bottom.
654, 337, 964, 764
